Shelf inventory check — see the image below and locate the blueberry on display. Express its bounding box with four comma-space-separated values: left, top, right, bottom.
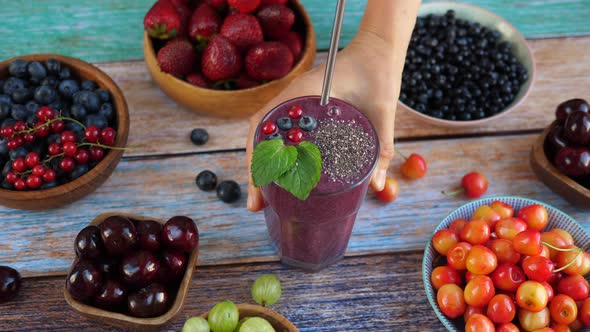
77, 91, 100, 112
10, 104, 28, 121
2, 160, 12, 177
26, 114, 38, 128
9, 146, 28, 160
99, 103, 114, 121
190, 128, 209, 145
2, 119, 17, 128
276, 117, 292, 131
65, 122, 85, 138
58, 79, 80, 98
45, 58, 61, 75
0, 80, 3, 94
0, 180, 11, 190
40, 180, 59, 189
3, 77, 26, 95
8, 60, 29, 78
25, 101, 40, 115
81, 80, 97, 91
0, 138, 8, 157
216, 180, 241, 203
59, 67, 72, 80
95, 89, 111, 102
47, 133, 62, 144
41, 76, 60, 88
298, 116, 317, 132
196, 170, 217, 191
0, 95, 11, 105
28, 61, 47, 81
70, 104, 88, 120
11, 88, 32, 104
34, 85, 57, 104
31, 141, 47, 156
48, 97, 65, 112
69, 163, 89, 180
267, 133, 283, 141
0, 102, 11, 120
84, 114, 108, 129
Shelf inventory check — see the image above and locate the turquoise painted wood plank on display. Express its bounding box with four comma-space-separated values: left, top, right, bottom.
1, 0, 589, 63
0, 133, 588, 277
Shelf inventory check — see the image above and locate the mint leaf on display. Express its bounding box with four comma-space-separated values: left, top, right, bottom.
276, 141, 322, 200
251, 139, 298, 187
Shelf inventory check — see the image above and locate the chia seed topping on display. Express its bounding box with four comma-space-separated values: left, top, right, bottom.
311, 118, 376, 184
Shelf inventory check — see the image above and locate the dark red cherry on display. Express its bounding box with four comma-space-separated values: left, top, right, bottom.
136, 220, 162, 252
563, 111, 590, 146
74, 225, 104, 260
162, 216, 198, 253
96, 256, 119, 278
127, 283, 170, 318
120, 251, 160, 287
554, 147, 590, 177
161, 250, 188, 282
66, 260, 103, 302
94, 279, 127, 310
556, 98, 589, 124
99, 216, 137, 256
545, 125, 569, 158
0, 266, 21, 304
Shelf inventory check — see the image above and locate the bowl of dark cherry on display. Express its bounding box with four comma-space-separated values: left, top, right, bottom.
64, 212, 199, 331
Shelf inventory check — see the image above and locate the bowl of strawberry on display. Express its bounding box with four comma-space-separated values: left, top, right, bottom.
423, 196, 590, 331
64, 213, 199, 331
142, 0, 316, 118
0, 54, 129, 210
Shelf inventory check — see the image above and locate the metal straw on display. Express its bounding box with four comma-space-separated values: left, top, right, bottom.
320, 0, 346, 106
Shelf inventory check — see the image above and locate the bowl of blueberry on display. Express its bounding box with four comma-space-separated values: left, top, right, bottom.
0, 54, 129, 210
64, 212, 199, 331
399, 2, 535, 127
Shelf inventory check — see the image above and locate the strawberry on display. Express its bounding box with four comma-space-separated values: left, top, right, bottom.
235, 72, 260, 89
208, 0, 228, 9
157, 38, 197, 77
261, 0, 287, 4
256, 4, 294, 39
201, 35, 242, 81
186, 73, 211, 88
279, 31, 303, 61
245, 41, 293, 80
228, 0, 261, 13
189, 3, 222, 42
220, 13, 263, 51
144, 0, 182, 40
170, 0, 192, 36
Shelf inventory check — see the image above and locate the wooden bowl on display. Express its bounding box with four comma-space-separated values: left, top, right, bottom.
422, 196, 590, 331
143, 0, 316, 118
530, 122, 590, 207
200, 303, 298, 332
0, 54, 129, 210
64, 212, 199, 331
398, 2, 535, 128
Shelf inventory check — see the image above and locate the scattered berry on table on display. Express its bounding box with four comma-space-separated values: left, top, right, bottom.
216, 180, 241, 203
190, 128, 209, 145
196, 170, 217, 191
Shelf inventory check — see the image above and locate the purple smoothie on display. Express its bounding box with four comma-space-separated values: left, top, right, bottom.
255, 96, 378, 271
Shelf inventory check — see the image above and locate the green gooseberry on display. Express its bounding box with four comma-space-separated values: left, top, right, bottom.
182, 317, 210, 332
239, 317, 276, 332
251, 274, 282, 306
208, 300, 239, 332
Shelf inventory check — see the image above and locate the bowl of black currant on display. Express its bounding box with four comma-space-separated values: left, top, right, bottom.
399, 2, 534, 127
64, 213, 199, 331
0, 54, 129, 210
530, 98, 590, 207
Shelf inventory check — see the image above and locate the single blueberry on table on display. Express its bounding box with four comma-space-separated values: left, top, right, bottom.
196, 170, 217, 191
34, 85, 57, 105
216, 180, 241, 203
8, 60, 29, 78
190, 128, 209, 146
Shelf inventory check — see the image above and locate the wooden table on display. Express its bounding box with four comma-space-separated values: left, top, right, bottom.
1, 1, 590, 331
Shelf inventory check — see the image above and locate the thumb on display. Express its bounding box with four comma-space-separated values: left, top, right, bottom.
370, 138, 394, 192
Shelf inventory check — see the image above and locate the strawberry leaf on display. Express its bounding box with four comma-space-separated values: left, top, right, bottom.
276, 142, 322, 200
251, 139, 297, 187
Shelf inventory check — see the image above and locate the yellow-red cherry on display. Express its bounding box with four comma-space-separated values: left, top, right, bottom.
374, 177, 399, 203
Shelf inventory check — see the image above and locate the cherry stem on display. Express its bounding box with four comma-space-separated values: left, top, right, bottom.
553, 248, 583, 273
394, 147, 408, 160
441, 188, 464, 196
542, 242, 579, 252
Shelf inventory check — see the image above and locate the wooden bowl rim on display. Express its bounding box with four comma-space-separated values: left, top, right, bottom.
0, 54, 129, 202
64, 212, 199, 328
399, 1, 536, 128
530, 121, 590, 202
199, 303, 298, 332
142, 0, 316, 95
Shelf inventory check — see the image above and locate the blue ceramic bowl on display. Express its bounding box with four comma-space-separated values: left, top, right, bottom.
422, 196, 590, 331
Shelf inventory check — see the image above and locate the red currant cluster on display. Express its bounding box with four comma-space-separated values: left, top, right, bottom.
260, 104, 317, 143
0, 106, 120, 191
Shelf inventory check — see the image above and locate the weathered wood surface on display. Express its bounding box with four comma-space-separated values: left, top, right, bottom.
1, 0, 589, 63
94, 36, 590, 157
0, 252, 446, 332
1, 133, 588, 278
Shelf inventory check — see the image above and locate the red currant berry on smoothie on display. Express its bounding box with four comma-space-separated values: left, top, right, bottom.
261, 121, 277, 135
286, 127, 303, 143
288, 105, 303, 119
